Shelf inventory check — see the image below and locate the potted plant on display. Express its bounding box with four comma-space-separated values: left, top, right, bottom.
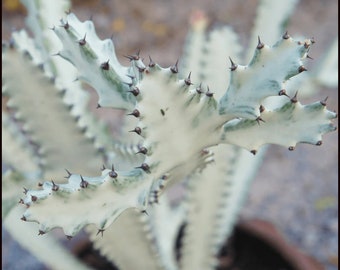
2, 0, 337, 269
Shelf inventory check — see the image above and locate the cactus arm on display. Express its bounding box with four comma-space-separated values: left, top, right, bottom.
283, 38, 337, 102
144, 194, 185, 270
180, 146, 264, 270
2, 112, 41, 180
20, 0, 71, 74
197, 26, 241, 100
18, 2, 118, 152
21, 169, 150, 237
4, 207, 92, 270
179, 10, 208, 83
220, 99, 336, 152
2, 47, 102, 180
135, 68, 222, 178
53, 13, 141, 110
180, 10, 241, 100
219, 36, 312, 119
245, 0, 299, 60
87, 210, 164, 270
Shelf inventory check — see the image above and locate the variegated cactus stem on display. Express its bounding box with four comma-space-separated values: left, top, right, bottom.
15, 12, 337, 239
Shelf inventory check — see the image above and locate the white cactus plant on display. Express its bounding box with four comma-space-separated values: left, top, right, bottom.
2, 0, 337, 269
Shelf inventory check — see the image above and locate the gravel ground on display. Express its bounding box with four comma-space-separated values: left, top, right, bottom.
2, 0, 338, 269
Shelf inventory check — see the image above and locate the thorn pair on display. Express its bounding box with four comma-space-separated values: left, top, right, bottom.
124, 49, 141, 61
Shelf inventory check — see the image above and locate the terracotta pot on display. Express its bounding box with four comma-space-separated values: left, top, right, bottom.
218, 219, 324, 270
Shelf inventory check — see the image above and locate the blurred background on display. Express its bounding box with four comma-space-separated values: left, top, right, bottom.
2, 0, 338, 269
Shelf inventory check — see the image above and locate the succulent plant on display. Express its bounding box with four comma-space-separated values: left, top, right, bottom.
2, 0, 337, 269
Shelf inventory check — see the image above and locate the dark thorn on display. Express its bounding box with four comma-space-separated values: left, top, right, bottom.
316, 141, 322, 146
129, 127, 142, 135
310, 37, 315, 44
282, 31, 290, 39
66, 235, 73, 240
137, 66, 146, 73
259, 105, 265, 113
170, 60, 179, 74
137, 163, 150, 173
141, 210, 149, 216
159, 184, 165, 189
23, 188, 28, 194
185, 72, 192, 86
290, 91, 298, 103
148, 55, 155, 67
278, 89, 288, 97
127, 109, 140, 118
101, 165, 106, 171
160, 109, 165, 116
161, 175, 168, 180
288, 146, 295, 151
52, 181, 59, 191
298, 66, 307, 73
304, 42, 310, 49
78, 34, 87, 46
128, 86, 140, 96
61, 21, 69, 30
38, 182, 43, 187
31, 195, 38, 202
206, 87, 214, 97
250, 150, 257, 155
19, 199, 24, 204
229, 57, 237, 71
80, 175, 89, 188
257, 36, 264, 49
136, 147, 148, 155
320, 96, 328, 106
100, 60, 110, 70
256, 117, 265, 125
21, 216, 26, 221
96, 229, 105, 237
196, 83, 203, 94
306, 54, 314, 60
109, 171, 118, 178
38, 230, 45, 235
65, 169, 72, 178
109, 164, 118, 178
96, 103, 101, 109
